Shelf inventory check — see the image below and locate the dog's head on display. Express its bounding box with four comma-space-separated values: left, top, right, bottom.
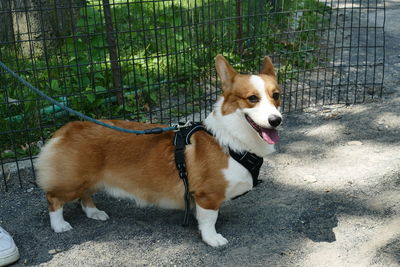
215, 55, 282, 144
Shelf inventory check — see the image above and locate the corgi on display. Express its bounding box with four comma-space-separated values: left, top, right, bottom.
35, 55, 282, 247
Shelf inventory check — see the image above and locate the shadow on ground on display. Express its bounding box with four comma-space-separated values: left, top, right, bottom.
1, 166, 397, 266
0, 89, 399, 266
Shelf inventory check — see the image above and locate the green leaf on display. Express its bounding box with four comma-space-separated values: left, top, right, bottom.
82, 77, 91, 87
149, 92, 157, 102
124, 105, 135, 112
95, 85, 107, 92
51, 80, 60, 92
94, 72, 104, 80
86, 93, 95, 103
76, 19, 85, 27
1, 150, 15, 158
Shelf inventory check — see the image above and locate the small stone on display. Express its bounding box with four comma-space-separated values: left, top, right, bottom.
26, 188, 34, 193
377, 126, 384, 131
347, 141, 363, 146
303, 175, 317, 183
36, 140, 44, 149
48, 249, 62, 255
325, 112, 342, 120
367, 88, 374, 95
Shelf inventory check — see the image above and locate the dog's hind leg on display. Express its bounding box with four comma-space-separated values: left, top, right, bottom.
47, 193, 73, 233
80, 192, 109, 221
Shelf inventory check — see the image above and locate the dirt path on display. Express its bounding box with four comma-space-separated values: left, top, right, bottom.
1, 1, 399, 266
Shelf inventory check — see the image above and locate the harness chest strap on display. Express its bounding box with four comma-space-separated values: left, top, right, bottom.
228, 149, 264, 187
173, 122, 264, 226
173, 123, 207, 226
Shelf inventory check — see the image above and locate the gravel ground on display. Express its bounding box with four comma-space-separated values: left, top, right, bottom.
1, 1, 399, 266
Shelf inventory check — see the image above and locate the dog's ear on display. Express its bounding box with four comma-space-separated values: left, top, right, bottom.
215, 55, 237, 90
260, 56, 276, 77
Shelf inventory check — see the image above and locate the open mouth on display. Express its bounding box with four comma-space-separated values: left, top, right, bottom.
245, 115, 279, 144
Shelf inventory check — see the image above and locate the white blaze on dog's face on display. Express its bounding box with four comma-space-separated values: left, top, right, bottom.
215, 55, 282, 144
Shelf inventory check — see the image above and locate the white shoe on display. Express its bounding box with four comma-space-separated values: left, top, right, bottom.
0, 226, 19, 266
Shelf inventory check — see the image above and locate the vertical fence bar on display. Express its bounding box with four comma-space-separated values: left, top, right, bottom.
102, 0, 123, 105
236, 0, 243, 54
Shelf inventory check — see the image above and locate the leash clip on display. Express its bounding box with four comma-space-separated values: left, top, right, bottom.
174, 120, 192, 131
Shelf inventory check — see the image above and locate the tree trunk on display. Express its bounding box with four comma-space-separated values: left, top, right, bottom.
0, 0, 86, 56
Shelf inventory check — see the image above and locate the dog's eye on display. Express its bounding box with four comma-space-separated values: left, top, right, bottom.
272, 92, 280, 100
247, 95, 259, 103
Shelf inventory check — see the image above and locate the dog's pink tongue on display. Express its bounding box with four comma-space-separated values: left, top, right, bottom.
261, 128, 279, 144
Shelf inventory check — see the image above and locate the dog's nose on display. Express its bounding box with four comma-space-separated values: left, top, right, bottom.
268, 115, 282, 127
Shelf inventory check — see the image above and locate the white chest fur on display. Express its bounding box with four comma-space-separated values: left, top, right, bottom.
223, 157, 254, 200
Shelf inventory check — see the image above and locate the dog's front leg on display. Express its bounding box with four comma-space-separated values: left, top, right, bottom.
195, 203, 228, 247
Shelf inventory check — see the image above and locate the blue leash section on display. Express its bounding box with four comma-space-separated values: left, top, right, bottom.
0, 61, 178, 134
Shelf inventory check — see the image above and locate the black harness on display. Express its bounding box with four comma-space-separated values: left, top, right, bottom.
173, 122, 263, 226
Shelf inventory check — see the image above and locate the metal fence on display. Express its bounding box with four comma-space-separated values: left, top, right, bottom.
0, 0, 385, 191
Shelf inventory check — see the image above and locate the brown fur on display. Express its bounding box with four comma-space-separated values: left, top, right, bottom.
221, 74, 280, 115
216, 55, 280, 115
36, 120, 229, 213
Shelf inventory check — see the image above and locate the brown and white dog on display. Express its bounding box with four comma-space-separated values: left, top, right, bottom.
35, 55, 282, 247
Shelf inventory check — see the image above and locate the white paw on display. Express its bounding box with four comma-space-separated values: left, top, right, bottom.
202, 233, 228, 247
87, 210, 109, 221
82, 205, 110, 221
52, 221, 73, 233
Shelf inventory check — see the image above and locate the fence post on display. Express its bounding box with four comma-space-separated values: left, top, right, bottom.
236, 0, 243, 54
0, 0, 85, 57
102, 0, 124, 105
